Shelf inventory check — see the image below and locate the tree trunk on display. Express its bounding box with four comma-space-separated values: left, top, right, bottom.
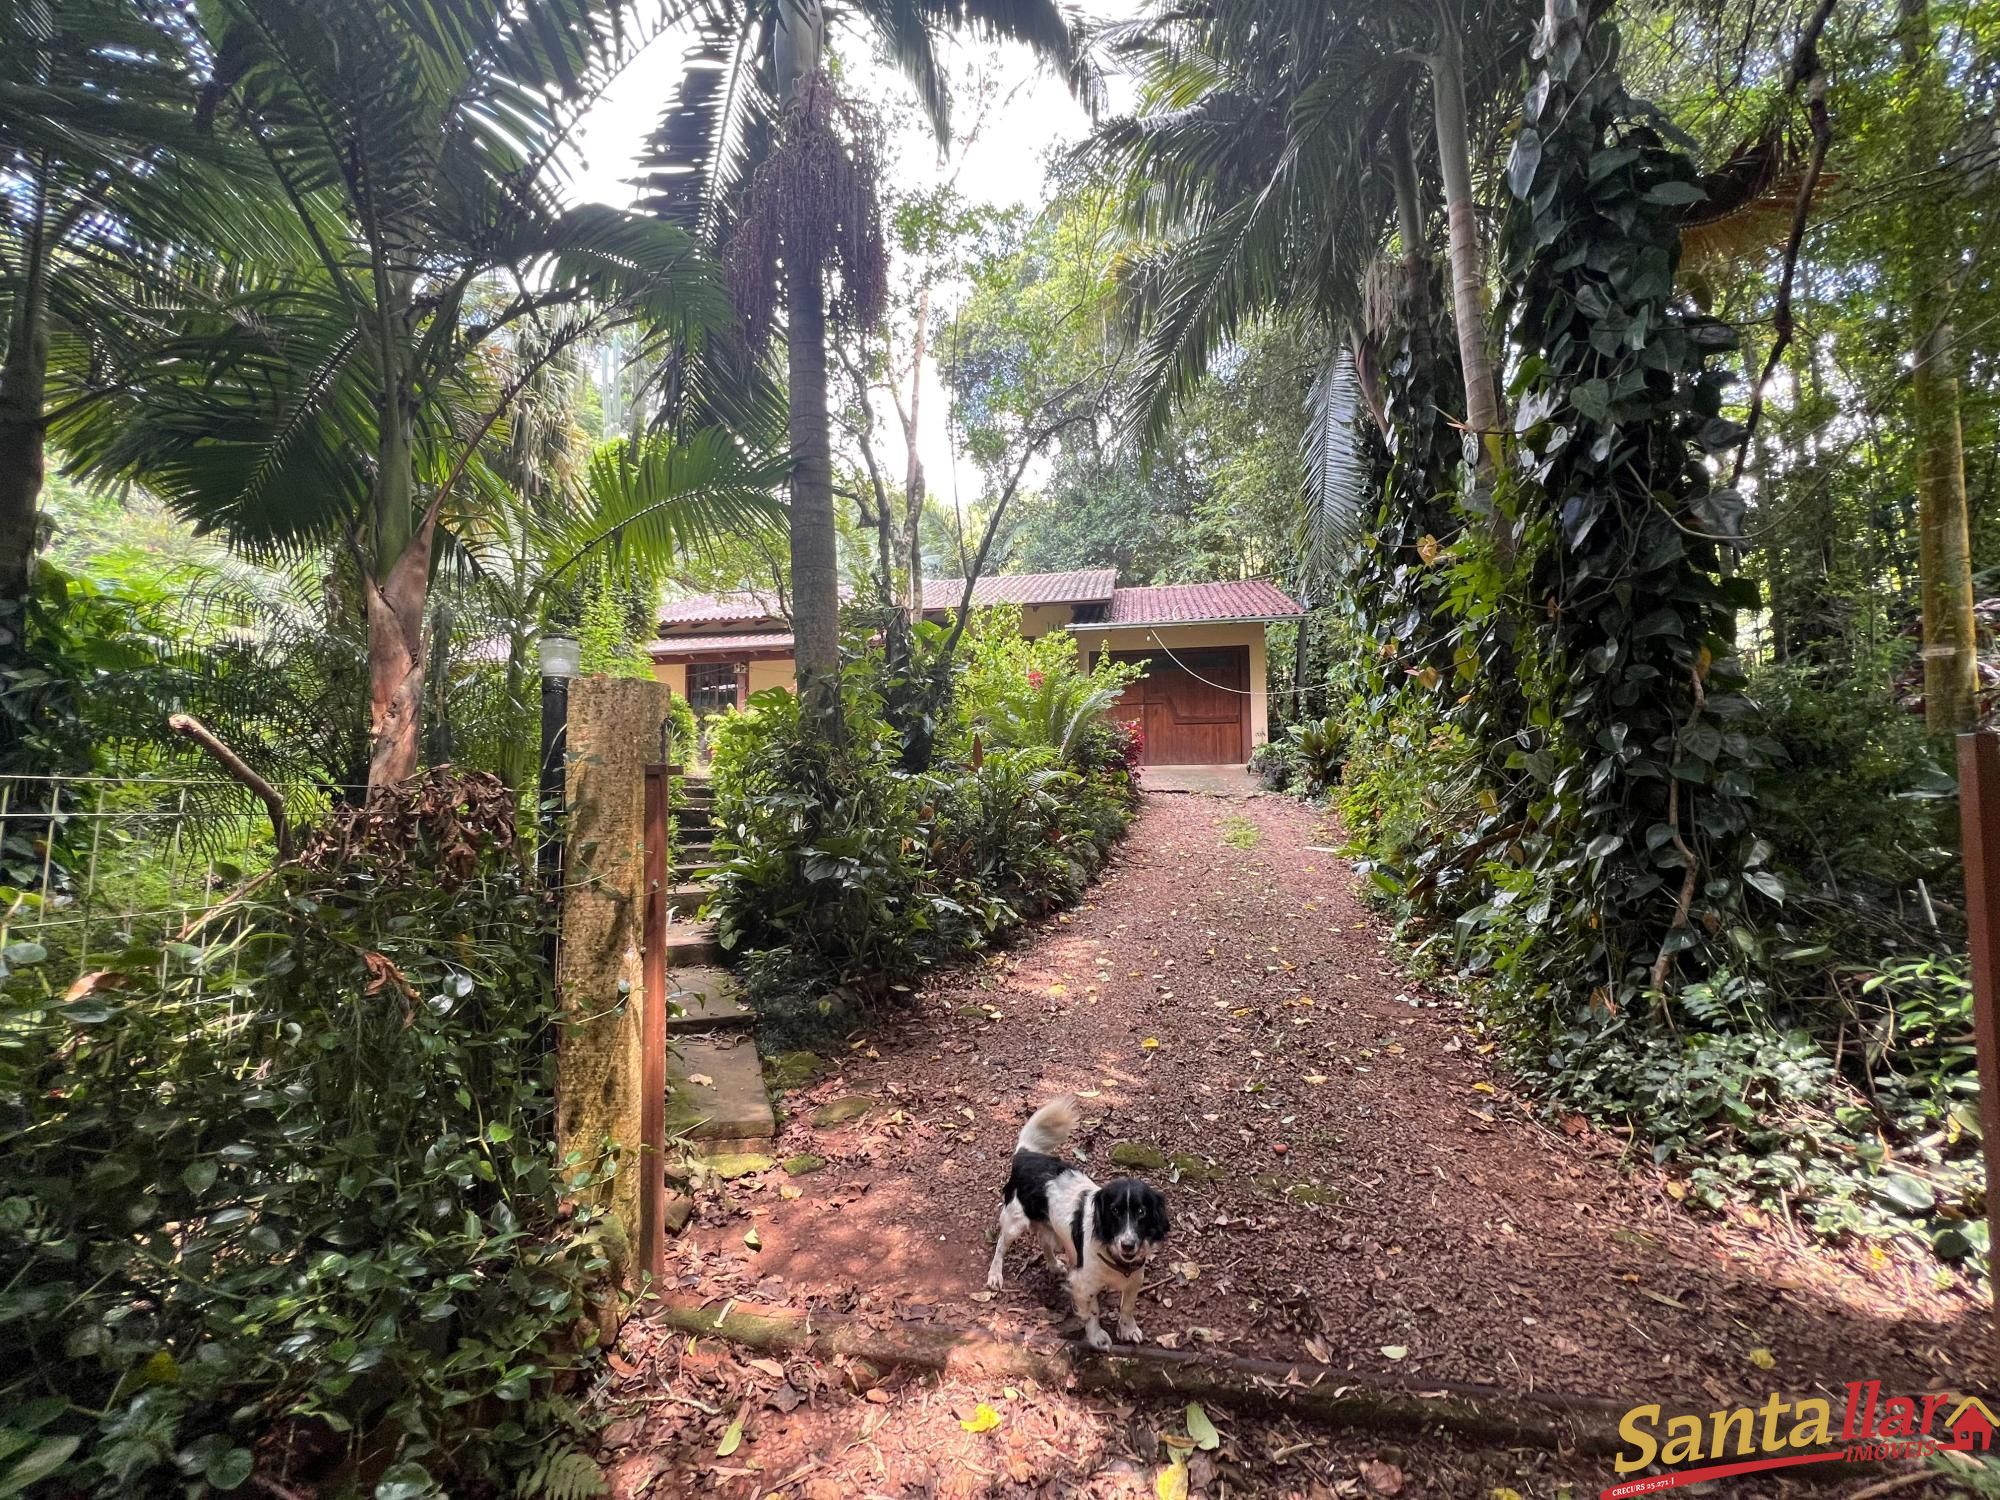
365, 403, 431, 790
1900, 0, 1979, 733
785, 233, 841, 699
900, 280, 930, 625
0, 160, 50, 627
497, 627, 531, 790
1428, 29, 1502, 470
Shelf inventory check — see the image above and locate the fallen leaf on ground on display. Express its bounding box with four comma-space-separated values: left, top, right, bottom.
686, 1073, 714, 1087
1155, 1461, 1189, 1500
1747, 1346, 1776, 1370
960, 1403, 1003, 1433
743, 1229, 762, 1251
716, 1409, 744, 1458
1379, 1345, 1407, 1361
1470, 1081, 1496, 1095
1141, 1038, 1160, 1050
1185, 1402, 1220, 1451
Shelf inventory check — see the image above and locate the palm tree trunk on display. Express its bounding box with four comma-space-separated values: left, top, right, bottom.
1900, 0, 1978, 732
0, 160, 50, 624
786, 240, 840, 699
1428, 29, 1502, 467
365, 401, 431, 789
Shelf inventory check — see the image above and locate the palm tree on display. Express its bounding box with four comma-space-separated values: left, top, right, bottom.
637, 0, 1086, 708
61, 0, 742, 790
0, 0, 276, 635
1096, 0, 1532, 524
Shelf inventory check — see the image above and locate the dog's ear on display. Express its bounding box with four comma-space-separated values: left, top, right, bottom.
1143, 1185, 1170, 1240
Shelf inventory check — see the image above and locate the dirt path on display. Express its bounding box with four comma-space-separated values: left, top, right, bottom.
631, 788, 1989, 1496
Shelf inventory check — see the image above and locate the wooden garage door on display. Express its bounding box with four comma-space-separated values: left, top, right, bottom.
1107, 647, 1249, 765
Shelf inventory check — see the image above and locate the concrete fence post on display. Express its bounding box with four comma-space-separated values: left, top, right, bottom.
555, 674, 668, 1276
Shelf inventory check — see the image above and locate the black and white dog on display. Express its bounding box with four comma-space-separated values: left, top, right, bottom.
986, 1096, 1170, 1350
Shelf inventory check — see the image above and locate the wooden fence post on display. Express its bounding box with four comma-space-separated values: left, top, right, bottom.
1953, 730, 2000, 1380
556, 675, 669, 1279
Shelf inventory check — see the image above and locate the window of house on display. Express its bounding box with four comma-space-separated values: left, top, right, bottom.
686, 662, 741, 715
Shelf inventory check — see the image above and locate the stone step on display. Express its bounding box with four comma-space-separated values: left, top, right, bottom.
667, 1031, 774, 1143
675, 803, 715, 828
666, 881, 709, 919
668, 965, 751, 1032
671, 859, 715, 882
664, 920, 723, 969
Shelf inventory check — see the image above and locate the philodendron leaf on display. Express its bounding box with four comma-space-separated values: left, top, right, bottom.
0, 1436, 79, 1499
1507, 129, 1542, 199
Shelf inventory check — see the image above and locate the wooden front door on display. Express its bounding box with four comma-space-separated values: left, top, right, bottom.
1108, 646, 1250, 765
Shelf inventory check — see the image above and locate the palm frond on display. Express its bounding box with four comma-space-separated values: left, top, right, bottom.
1296, 345, 1369, 591
554, 428, 787, 576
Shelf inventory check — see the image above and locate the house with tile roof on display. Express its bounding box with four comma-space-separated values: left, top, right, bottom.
650, 568, 1304, 766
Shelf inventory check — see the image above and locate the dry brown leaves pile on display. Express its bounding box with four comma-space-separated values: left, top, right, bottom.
296, 767, 518, 885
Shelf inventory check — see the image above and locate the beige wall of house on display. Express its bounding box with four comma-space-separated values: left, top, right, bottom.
1074, 620, 1272, 748
653, 618, 1272, 748
1017, 603, 1076, 636
746, 659, 791, 697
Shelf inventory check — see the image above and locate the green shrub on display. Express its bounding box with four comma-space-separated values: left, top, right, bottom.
1249, 736, 1301, 792
666, 691, 699, 767
706, 616, 1138, 1042
0, 771, 608, 1497
955, 607, 1141, 769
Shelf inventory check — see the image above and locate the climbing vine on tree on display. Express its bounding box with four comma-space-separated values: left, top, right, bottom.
1491, 4, 1780, 1005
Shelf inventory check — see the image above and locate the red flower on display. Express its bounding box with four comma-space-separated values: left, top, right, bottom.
1027, 670, 1044, 688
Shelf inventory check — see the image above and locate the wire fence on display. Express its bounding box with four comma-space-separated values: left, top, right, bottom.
0, 772, 326, 989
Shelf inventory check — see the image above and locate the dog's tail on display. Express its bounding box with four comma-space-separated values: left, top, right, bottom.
1016, 1095, 1082, 1156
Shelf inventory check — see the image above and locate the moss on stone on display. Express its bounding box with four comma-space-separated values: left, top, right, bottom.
1108, 1141, 1168, 1172
812, 1095, 876, 1128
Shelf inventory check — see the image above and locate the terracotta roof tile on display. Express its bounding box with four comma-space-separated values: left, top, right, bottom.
1100, 581, 1303, 625
920, 568, 1116, 611
659, 570, 1117, 631
656, 590, 785, 628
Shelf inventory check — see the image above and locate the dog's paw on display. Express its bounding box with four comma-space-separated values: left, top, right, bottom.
1116, 1319, 1144, 1343
985, 1269, 1004, 1293
1083, 1322, 1112, 1352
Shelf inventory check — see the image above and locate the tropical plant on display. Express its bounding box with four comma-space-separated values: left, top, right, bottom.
0, 0, 279, 641
705, 618, 1138, 1040
0, 772, 608, 1495
62, 0, 738, 790
454, 426, 785, 786
638, 0, 1086, 710
1092, 0, 1534, 511
955, 606, 1141, 766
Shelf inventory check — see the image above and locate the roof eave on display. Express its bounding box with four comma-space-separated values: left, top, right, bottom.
1067, 614, 1301, 630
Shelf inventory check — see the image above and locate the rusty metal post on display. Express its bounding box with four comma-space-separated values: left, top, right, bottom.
1954, 730, 2000, 1378
639, 762, 671, 1287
